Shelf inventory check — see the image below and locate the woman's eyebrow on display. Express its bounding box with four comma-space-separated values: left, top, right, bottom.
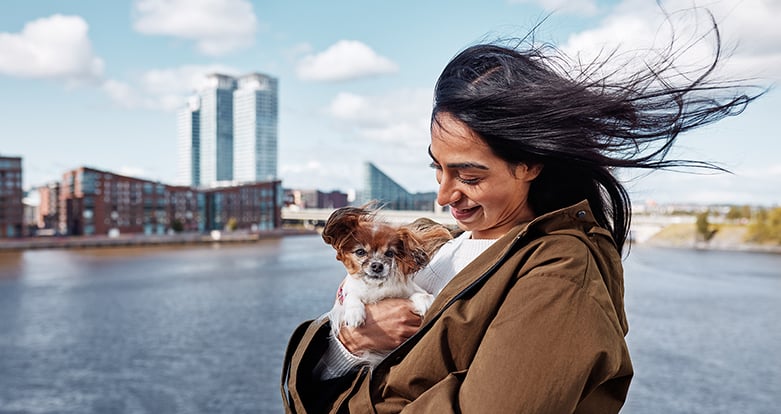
428, 146, 489, 170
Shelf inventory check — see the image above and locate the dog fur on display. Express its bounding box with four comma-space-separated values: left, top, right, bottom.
321, 206, 452, 366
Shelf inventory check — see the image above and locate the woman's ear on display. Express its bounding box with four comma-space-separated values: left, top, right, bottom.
515, 163, 543, 182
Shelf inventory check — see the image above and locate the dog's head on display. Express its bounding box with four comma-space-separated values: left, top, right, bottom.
322, 206, 427, 282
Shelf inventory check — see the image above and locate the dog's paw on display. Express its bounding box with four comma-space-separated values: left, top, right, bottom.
409, 292, 435, 316
342, 305, 366, 327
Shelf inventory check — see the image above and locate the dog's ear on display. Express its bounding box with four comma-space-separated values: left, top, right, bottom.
322, 206, 373, 249
395, 227, 428, 274
401, 219, 453, 265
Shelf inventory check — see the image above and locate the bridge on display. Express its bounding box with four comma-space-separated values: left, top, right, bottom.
282, 207, 457, 227
281, 207, 689, 243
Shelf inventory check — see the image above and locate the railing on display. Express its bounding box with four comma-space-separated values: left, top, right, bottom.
281, 207, 457, 226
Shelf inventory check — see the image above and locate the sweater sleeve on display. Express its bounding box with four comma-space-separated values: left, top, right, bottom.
313, 332, 365, 379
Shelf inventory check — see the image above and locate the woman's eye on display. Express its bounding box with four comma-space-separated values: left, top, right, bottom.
384, 250, 394, 258
355, 249, 366, 256
457, 176, 481, 185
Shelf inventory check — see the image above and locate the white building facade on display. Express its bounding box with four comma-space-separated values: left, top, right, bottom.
176, 96, 201, 187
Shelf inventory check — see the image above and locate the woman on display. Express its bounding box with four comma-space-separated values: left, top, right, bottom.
282, 18, 760, 413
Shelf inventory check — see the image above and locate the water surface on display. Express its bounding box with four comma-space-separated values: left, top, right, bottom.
0, 237, 779, 413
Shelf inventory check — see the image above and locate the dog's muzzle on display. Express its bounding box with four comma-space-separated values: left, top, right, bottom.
365, 261, 388, 279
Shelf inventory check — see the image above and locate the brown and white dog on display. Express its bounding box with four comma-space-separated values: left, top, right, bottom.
321, 205, 452, 366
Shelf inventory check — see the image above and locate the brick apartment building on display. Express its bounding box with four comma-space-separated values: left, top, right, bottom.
0, 156, 23, 238
55, 166, 281, 236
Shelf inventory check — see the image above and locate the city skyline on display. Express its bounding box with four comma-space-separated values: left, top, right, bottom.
1, 0, 780, 206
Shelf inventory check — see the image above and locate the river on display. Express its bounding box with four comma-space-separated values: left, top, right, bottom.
0, 235, 778, 413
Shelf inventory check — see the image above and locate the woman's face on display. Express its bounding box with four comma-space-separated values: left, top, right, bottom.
429, 113, 540, 240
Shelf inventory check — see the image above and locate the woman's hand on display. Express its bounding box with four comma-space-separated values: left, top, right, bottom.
337, 298, 422, 354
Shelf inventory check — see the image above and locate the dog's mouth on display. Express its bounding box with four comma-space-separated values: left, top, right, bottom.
362, 270, 389, 280
361, 260, 392, 281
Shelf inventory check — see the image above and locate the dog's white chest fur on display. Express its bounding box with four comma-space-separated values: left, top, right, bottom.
327, 273, 434, 367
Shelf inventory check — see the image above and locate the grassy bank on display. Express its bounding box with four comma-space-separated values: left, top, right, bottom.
645, 223, 781, 253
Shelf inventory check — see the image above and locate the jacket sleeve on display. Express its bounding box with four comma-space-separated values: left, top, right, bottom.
281, 318, 367, 414
402, 246, 631, 413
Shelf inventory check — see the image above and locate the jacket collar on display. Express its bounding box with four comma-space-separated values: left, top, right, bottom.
428, 199, 601, 313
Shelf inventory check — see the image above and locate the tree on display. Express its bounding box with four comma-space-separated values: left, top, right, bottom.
726, 205, 752, 222
171, 219, 184, 233
746, 207, 781, 244
226, 217, 238, 231
695, 210, 718, 242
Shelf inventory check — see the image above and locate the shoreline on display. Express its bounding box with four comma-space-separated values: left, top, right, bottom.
1, 225, 779, 255
638, 222, 781, 255
0, 228, 318, 252
638, 239, 781, 255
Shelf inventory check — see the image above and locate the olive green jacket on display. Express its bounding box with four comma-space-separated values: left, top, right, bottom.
282, 200, 633, 413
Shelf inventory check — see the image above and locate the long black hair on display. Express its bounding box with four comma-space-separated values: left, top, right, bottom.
431, 14, 764, 253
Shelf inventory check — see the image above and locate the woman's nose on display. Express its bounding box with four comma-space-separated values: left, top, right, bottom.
437, 176, 461, 206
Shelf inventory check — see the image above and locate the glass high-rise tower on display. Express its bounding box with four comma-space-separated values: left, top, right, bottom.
177, 72, 278, 188
176, 96, 201, 187
199, 74, 237, 186
233, 73, 278, 183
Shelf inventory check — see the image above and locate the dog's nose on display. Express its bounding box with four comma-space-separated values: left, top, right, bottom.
370, 262, 384, 273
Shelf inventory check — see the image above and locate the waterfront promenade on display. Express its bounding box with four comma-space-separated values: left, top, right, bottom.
0, 228, 315, 251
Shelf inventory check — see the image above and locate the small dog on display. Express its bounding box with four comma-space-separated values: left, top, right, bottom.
321, 205, 452, 366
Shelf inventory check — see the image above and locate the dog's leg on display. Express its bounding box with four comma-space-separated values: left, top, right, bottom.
409, 291, 435, 317
342, 296, 367, 328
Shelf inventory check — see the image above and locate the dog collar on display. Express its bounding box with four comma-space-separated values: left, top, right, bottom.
337, 285, 346, 305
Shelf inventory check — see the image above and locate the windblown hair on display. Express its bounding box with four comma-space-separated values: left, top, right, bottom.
432, 12, 764, 254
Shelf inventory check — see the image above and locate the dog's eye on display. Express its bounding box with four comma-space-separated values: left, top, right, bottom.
354, 248, 366, 256
384, 250, 394, 258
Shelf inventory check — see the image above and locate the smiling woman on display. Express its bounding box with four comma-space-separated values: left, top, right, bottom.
282, 11, 763, 413
428, 113, 541, 240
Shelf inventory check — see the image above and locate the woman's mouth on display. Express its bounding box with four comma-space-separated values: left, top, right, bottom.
451, 205, 481, 221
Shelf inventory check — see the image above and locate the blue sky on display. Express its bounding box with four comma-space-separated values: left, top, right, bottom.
1, 0, 779, 206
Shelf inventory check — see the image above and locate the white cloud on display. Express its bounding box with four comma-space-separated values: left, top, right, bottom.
280, 89, 437, 193
102, 79, 140, 107
0, 14, 103, 83
102, 64, 238, 111
326, 88, 433, 144
280, 160, 358, 192
508, 0, 599, 15
296, 40, 399, 82
561, 0, 781, 82
132, 0, 257, 56
313, 88, 438, 193
627, 163, 781, 206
